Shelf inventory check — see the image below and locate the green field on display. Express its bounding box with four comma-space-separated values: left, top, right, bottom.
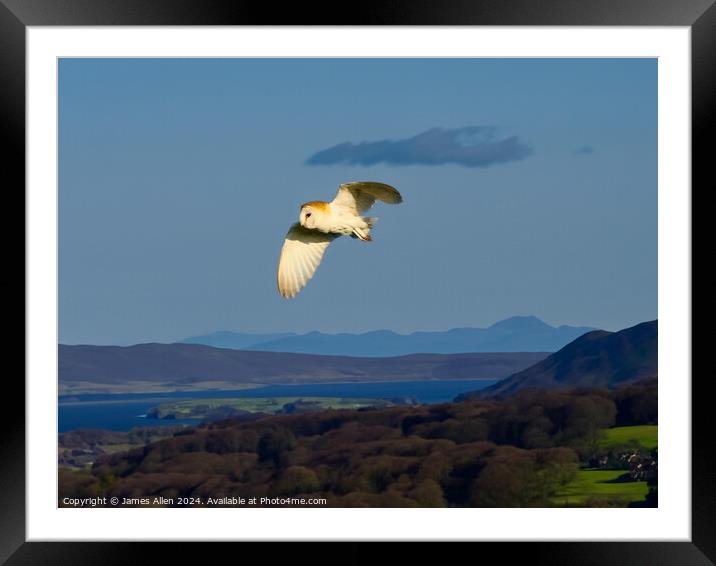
598, 425, 658, 450
550, 469, 649, 507
148, 396, 394, 419
549, 425, 657, 506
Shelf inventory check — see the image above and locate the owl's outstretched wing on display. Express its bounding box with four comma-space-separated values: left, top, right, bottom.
277, 223, 338, 298
331, 182, 402, 214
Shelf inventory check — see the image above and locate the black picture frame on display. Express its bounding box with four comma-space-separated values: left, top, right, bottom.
6, 0, 709, 562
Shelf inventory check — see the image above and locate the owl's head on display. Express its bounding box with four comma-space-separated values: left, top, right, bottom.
299, 201, 327, 229
299, 205, 316, 229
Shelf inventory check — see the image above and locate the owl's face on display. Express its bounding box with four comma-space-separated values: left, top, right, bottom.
299, 205, 317, 229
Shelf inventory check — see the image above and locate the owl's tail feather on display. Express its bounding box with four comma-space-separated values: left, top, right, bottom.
352, 228, 372, 241
352, 216, 377, 241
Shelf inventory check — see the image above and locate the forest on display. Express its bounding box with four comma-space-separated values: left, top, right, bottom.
59, 379, 657, 508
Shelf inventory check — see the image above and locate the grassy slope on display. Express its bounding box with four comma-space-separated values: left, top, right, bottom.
598, 425, 658, 450
550, 470, 649, 506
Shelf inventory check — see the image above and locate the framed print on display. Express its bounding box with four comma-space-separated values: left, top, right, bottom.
7, 0, 710, 562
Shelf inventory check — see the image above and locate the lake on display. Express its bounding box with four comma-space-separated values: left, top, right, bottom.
58, 379, 498, 432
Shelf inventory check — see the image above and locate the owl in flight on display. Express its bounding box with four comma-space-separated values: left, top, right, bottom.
277, 181, 403, 298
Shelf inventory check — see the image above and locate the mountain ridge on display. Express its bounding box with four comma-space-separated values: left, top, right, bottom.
456, 320, 657, 400
180, 316, 595, 356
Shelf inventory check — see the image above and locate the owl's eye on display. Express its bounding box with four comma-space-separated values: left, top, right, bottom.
305, 213, 312, 218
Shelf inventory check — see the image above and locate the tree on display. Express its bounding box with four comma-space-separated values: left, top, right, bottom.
410, 479, 446, 507
257, 427, 297, 466
275, 466, 321, 496
559, 395, 616, 455
469, 449, 538, 507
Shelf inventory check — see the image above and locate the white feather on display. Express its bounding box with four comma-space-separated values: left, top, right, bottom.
276, 223, 338, 298
331, 182, 402, 214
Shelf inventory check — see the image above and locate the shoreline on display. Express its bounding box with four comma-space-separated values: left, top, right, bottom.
59, 376, 502, 398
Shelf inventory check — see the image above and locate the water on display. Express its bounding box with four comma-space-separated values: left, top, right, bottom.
58, 379, 498, 432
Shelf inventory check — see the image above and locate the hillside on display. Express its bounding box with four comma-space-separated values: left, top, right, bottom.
59, 382, 657, 508
457, 320, 657, 400
59, 343, 548, 392
180, 316, 594, 356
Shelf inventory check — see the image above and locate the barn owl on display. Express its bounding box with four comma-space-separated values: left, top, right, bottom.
277, 181, 403, 298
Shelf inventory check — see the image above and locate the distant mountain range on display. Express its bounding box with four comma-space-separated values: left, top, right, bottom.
58, 345, 548, 391
180, 316, 595, 356
456, 320, 657, 400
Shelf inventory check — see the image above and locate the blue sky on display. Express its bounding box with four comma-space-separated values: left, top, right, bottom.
59, 58, 657, 345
